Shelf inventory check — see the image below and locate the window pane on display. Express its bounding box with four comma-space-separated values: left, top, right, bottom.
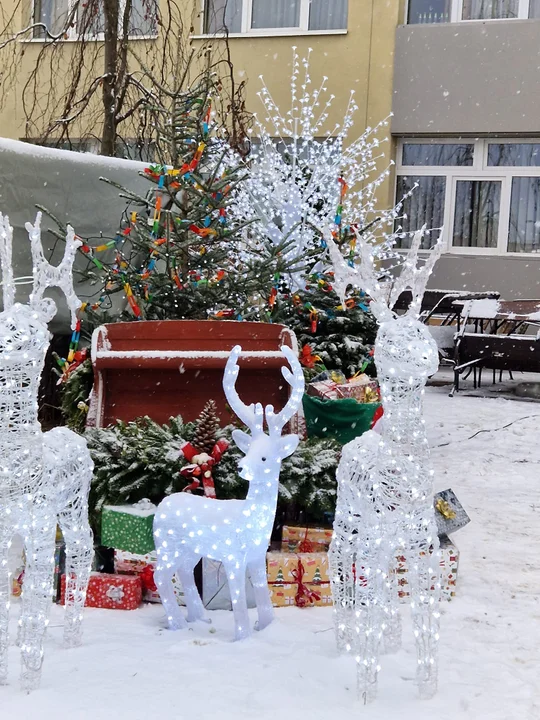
529, 0, 540, 16
402, 143, 474, 166
462, 0, 518, 19
407, 0, 451, 23
34, 0, 70, 36
205, 0, 242, 32
309, 0, 348, 29
396, 175, 446, 248
77, 0, 105, 35
508, 177, 540, 253
453, 180, 501, 248
129, 0, 158, 35
488, 143, 540, 167
251, 0, 300, 28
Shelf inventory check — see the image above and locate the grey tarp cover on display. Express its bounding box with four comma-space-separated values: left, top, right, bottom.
0, 138, 149, 333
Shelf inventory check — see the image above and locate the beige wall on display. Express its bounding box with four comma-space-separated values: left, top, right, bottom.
392, 19, 540, 136
0, 0, 399, 204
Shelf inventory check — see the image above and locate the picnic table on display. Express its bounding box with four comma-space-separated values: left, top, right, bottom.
451, 299, 540, 394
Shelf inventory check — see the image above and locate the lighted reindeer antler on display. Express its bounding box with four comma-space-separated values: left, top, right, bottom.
266, 345, 305, 437
223, 345, 265, 435
0, 213, 15, 310
325, 225, 443, 321
388, 227, 443, 318
25, 212, 82, 329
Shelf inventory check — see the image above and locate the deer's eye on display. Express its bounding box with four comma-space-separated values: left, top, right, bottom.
262, 457, 267, 462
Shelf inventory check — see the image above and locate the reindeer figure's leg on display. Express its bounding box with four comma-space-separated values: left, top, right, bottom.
381, 551, 402, 655
354, 536, 392, 705
223, 556, 250, 641
407, 531, 441, 700
0, 523, 12, 685
247, 554, 274, 632
329, 526, 356, 653
175, 553, 209, 624
18, 517, 56, 693
154, 547, 187, 631
44, 427, 94, 649
58, 500, 93, 649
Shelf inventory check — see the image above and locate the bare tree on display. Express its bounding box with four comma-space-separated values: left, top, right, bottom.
0, 0, 251, 157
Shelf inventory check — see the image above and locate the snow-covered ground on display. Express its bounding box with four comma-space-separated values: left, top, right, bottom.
2, 389, 539, 719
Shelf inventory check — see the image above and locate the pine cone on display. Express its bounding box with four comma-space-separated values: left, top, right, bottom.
193, 400, 220, 454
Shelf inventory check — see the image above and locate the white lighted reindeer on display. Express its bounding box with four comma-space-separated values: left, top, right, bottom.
326, 227, 443, 702
153, 344, 304, 640
0, 212, 93, 692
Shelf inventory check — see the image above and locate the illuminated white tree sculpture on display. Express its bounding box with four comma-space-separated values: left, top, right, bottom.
327, 227, 443, 703
231, 48, 398, 290
0, 213, 93, 693
153, 344, 304, 640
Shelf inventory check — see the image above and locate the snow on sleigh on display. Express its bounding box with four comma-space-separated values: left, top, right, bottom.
87, 320, 298, 427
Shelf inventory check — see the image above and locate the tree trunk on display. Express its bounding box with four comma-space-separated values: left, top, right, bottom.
101, 0, 119, 156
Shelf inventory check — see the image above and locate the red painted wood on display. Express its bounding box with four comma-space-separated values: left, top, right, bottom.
88, 320, 297, 427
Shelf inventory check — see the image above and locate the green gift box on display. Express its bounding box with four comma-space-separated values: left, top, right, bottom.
101, 502, 156, 555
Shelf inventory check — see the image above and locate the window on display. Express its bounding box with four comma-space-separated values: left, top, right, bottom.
203, 0, 348, 34
396, 138, 540, 255
34, 0, 158, 39
407, 0, 536, 21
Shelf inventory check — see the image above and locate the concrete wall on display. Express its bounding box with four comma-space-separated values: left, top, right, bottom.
392, 19, 540, 136
428, 253, 540, 299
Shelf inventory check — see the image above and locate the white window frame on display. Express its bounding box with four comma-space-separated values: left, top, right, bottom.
405, 0, 535, 23
30, 0, 158, 42
396, 137, 540, 257
196, 0, 348, 38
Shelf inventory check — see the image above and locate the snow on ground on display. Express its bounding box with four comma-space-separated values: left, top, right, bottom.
2, 390, 540, 719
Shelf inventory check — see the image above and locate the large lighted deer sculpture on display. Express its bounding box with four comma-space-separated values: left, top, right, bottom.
0, 213, 93, 692
327, 227, 443, 702
153, 344, 304, 640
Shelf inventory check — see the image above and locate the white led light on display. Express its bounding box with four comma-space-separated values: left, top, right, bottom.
154, 344, 304, 640
0, 212, 94, 692
328, 226, 443, 702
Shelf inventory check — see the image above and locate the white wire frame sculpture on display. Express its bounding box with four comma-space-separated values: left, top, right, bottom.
0, 212, 94, 693
230, 47, 401, 291
326, 225, 444, 703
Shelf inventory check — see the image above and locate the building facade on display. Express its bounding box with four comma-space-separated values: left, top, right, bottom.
2, 0, 539, 296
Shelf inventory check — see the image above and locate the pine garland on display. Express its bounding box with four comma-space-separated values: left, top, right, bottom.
86, 413, 341, 533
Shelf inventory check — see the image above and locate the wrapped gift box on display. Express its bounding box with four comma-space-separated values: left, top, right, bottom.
202, 558, 256, 610
336, 379, 379, 403
60, 572, 142, 610
306, 379, 338, 400
281, 526, 333, 553
114, 549, 185, 605
267, 551, 331, 608
101, 502, 156, 555
395, 535, 459, 602
433, 489, 471, 536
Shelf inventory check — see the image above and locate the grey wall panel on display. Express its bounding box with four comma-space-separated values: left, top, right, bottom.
392, 20, 540, 136
428, 253, 540, 298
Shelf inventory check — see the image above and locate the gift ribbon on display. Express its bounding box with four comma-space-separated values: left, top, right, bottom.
269, 556, 330, 608
435, 498, 456, 520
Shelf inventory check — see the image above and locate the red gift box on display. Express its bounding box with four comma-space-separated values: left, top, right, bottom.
60, 572, 142, 610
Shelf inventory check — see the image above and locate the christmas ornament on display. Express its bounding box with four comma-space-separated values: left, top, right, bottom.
153, 344, 304, 640
0, 212, 94, 692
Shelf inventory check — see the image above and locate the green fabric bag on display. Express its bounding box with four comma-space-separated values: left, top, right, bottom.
101, 505, 155, 555
303, 394, 380, 445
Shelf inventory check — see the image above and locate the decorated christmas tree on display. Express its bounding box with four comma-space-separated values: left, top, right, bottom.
77, 72, 300, 325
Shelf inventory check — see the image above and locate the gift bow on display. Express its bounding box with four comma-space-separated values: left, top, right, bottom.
435, 498, 456, 520
106, 585, 125, 602
180, 438, 229, 498
141, 565, 157, 593
290, 559, 322, 608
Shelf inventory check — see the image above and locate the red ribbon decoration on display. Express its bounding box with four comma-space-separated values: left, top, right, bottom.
180, 438, 229, 498
140, 565, 157, 593
290, 559, 322, 608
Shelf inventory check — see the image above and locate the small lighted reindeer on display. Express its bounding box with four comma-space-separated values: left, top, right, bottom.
327, 227, 443, 702
0, 212, 93, 692
153, 344, 304, 640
